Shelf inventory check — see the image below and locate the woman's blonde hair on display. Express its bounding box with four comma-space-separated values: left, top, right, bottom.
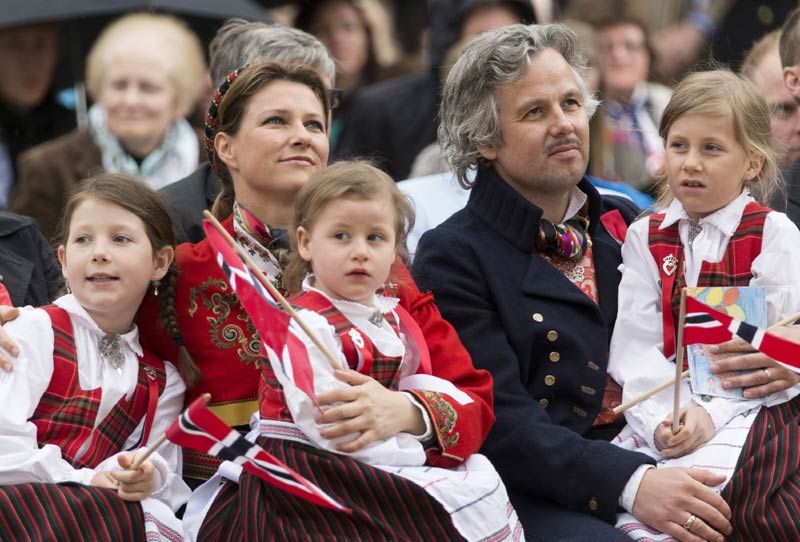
85, 12, 206, 116
654, 69, 781, 208
284, 161, 414, 293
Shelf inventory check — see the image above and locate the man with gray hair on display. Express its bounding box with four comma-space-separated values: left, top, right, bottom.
413, 24, 733, 541
160, 18, 336, 243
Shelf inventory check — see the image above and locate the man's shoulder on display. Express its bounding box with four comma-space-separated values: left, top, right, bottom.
0, 211, 37, 238
160, 163, 213, 199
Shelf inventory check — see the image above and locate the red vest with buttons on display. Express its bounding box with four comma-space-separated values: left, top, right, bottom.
648, 201, 769, 361
31, 306, 166, 469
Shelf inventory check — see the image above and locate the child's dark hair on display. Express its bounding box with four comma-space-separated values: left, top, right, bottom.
285, 160, 415, 293
56, 173, 201, 383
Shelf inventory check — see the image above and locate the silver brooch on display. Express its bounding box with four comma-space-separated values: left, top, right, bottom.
99, 333, 125, 374
368, 310, 384, 326
348, 328, 365, 348
662, 254, 678, 276
687, 219, 703, 247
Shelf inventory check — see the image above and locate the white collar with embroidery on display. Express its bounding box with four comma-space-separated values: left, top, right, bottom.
301, 277, 399, 315
660, 190, 752, 238
53, 294, 143, 357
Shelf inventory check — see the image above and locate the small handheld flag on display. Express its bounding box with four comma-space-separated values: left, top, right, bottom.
166, 395, 350, 513
684, 295, 800, 372
202, 218, 319, 404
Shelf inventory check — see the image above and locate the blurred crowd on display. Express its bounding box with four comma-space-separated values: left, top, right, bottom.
1, 0, 799, 239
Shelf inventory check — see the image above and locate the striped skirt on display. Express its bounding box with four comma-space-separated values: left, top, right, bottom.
0, 483, 145, 542
198, 436, 465, 542
722, 400, 800, 541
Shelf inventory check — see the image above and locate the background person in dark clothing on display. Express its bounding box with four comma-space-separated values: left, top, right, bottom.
333, 0, 535, 181
0, 23, 74, 208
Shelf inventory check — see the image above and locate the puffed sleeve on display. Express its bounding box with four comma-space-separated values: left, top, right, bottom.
0, 308, 98, 485
391, 259, 496, 467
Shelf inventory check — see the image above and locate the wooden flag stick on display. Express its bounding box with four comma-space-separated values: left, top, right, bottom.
130, 393, 212, 470
613, 310, 800, 417
672, 288, 689, 434
202, 211, 342, 371
612, 370, 689, 415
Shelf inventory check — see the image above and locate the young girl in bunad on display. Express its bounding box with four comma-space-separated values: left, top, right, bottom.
607, 70, 800, 540
187, 161, 522, 542
0, 174, 190, 541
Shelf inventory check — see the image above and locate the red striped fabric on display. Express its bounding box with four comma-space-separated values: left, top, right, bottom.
197, 436, 464, 541
0, 483, 145, 541
721, 401, 800, 540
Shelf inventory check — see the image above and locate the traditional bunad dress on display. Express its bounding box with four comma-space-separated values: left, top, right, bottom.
136, 204, 495, 490
185, 280, 522, 542
0, 294, 190, 542
608, 192, 800, 540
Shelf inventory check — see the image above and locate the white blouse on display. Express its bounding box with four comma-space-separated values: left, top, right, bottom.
608, 192, 800, 451
0, 294, 189, 512
266, 282, 472, 466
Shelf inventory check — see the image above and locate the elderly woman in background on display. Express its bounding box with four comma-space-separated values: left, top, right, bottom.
11, 12, 206, 240
588, 12, 671, 195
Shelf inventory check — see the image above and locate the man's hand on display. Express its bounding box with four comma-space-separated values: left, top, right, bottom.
708, 326, 800, 398
0, 305, 20, 371
654, 407, 715, 458
633, 467, 731, 542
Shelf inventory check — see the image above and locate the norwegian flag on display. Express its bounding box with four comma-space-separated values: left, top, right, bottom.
202, 220, 318, 404
166, 396, 350, 512
683, 295, 800, 372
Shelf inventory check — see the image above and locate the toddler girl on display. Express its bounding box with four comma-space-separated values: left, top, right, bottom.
189, 161, 521, 542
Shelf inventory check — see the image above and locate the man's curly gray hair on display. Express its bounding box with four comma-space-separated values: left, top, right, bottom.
438, 23, 599, 188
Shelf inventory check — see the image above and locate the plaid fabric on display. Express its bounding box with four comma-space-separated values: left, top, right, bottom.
648, 202, 769, 360
291, 291, 403, 390
0, 483, 145, 542
31, 306, 167, 469
721, 400, 800, 541
197, 436, 464, 542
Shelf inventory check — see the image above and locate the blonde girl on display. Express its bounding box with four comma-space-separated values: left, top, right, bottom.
609, 70, 800, 540
0, 173, 189, 541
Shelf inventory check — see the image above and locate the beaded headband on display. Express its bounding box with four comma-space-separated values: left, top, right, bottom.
204, 66, 246, 176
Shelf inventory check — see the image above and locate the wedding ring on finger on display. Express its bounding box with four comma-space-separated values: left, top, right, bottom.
764, 368, 773, 383
683, 513, 697, 532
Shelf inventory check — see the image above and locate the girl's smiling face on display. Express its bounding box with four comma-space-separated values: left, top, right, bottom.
665, 113, 764, 219
57, 197, 173, 333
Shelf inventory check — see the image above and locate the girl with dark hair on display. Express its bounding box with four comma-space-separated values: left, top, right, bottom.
0, 173, 189, 541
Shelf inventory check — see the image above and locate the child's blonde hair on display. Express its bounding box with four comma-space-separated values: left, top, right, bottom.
285, 161, 415, 293
655, 69, 781, 209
